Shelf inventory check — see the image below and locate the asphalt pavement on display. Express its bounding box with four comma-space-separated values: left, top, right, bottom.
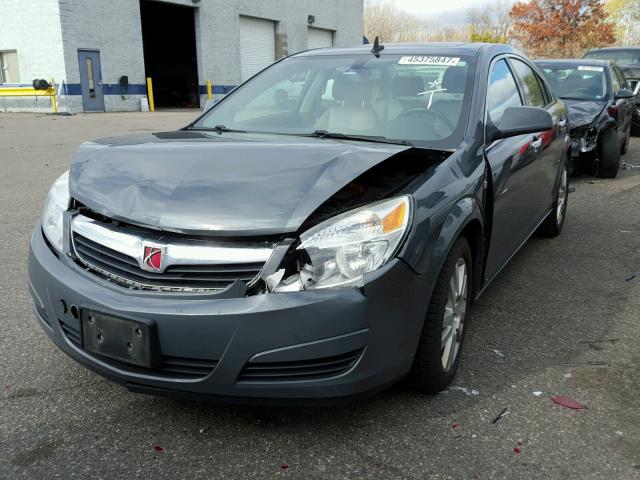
1, 112, 639, 479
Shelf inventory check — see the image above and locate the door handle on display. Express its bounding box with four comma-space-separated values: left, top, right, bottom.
531, 137, 543, 150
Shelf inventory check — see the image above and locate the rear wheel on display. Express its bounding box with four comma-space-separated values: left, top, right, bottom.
537, 164, 568, 238
595, 128, 621, 178
408, 237, 471, 393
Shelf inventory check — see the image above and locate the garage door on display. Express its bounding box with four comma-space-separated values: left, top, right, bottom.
240, 17, 276, 82
308, 28, 333, 49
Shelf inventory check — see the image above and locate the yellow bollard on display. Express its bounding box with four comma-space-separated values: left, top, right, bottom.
146, 77, 155, 112
206, 80, 212, 100
50, 78, 58, 113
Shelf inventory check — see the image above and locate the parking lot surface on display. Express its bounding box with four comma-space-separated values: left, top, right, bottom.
1, 112, 639, 479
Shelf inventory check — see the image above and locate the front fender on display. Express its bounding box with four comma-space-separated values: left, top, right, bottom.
399, 195, 484, 292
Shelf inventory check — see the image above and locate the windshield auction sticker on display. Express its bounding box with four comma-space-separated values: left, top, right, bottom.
399, 56, 460, 66
578, 66, 604, 72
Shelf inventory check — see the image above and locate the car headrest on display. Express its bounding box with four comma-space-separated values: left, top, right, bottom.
332, 75, 373, 102
441, 66, 467, 94
392, 76, 424, 97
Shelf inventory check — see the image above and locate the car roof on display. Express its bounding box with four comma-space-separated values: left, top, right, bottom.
293, 42, 518, 58
534, 59, 611, 68
586, 47, 640, 53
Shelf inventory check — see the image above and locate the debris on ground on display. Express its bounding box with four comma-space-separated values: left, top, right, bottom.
280, 464, 289, 471
625, 274, 636, 282
513, 447, 521, 454
564, 373, 572, 379
153, 445, 165, 453
450, 386, 479, 396
615, 431, 624, 437
622, 162, 640, 170
533, 391, 543, 396
550, 395, 585, 410
568, 187, 576, 193
491, 349, 505, 357
559, 361, 607, 367
199, 426, 209, 434
452, 422, 461, 430
578, 339, 619, 345
492, 407, 510, 424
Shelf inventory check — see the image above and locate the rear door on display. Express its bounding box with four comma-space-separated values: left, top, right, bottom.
484, 58, 542, 280
509, 58, 566, 218
612, 65, 633, 138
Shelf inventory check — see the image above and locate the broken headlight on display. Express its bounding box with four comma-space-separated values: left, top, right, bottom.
270, 196, 411, 291
42, 170, 70, 253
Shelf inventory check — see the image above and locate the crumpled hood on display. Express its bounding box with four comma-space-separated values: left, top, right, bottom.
563, 99, 607, 128
69, 130, 409, 236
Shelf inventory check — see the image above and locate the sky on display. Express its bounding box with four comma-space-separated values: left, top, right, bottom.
392, 0, 514, 15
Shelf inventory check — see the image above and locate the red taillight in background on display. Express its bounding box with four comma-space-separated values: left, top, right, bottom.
607, 105, 618, 120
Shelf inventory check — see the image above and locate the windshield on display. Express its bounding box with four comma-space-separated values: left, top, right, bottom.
584, 50, 640, 67
537, 65, 608, 101
193, 54, 476, 148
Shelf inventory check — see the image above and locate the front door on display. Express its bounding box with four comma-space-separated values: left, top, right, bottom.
78, 50, 105, 112
483, 58, 545, 280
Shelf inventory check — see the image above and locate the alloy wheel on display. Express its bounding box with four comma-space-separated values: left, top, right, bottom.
556, 168, 568, 225
442, 258, 467, 372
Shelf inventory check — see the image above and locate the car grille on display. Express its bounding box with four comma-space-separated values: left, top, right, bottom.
237, 349, 364, 382
72, 233, 265, 292
59, 319, 218, 379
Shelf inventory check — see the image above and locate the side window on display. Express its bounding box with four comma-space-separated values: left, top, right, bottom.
510, 59, 546, 108
487, 59, 522, 125
613, 67, 627, 90
611, 68, 621, 92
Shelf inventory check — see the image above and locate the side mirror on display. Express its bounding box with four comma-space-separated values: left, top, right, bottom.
488, 106, 554, 142
615, 88, 634, 100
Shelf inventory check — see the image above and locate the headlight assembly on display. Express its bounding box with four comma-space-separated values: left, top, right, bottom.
42, 171, 70, 253
269, 195, 412, 291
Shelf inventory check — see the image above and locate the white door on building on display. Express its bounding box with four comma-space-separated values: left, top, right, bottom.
307, 28, 333, 49
239, 17, 276, 82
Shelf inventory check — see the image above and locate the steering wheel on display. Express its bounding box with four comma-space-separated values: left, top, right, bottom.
398, 108, 456, 132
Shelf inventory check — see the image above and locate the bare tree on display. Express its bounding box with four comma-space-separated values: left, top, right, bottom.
467, 0, 513, 43
364, 0, 468, 43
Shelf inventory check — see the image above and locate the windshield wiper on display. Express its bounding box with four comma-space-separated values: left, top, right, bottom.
187, 124, 247, 134
305, 130, 412, 146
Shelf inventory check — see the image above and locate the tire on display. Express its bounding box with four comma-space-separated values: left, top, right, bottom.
408, 237, 472, 393
595, 128, 621, 178
620, 127, 630, 155
537, 164, 568, 238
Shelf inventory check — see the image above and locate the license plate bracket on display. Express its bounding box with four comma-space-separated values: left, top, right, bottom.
81, 310, 160, 368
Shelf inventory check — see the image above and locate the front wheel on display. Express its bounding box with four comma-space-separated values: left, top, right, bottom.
408, 237, 472, 393
595, 128, 621, 178
537, 164, 568, 238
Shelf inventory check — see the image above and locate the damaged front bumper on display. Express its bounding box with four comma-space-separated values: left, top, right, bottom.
28, 225, 429, 404
573, 126, 599, 154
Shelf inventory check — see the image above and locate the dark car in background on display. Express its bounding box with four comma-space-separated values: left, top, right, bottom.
29, 43, 570, 404
584, 47, 640, 133
535, 59, 634, 178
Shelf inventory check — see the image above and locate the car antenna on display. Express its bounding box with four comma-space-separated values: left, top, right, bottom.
370, 36, 384, 57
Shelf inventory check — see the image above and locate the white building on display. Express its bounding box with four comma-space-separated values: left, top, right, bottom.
0, 0, 364, 112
